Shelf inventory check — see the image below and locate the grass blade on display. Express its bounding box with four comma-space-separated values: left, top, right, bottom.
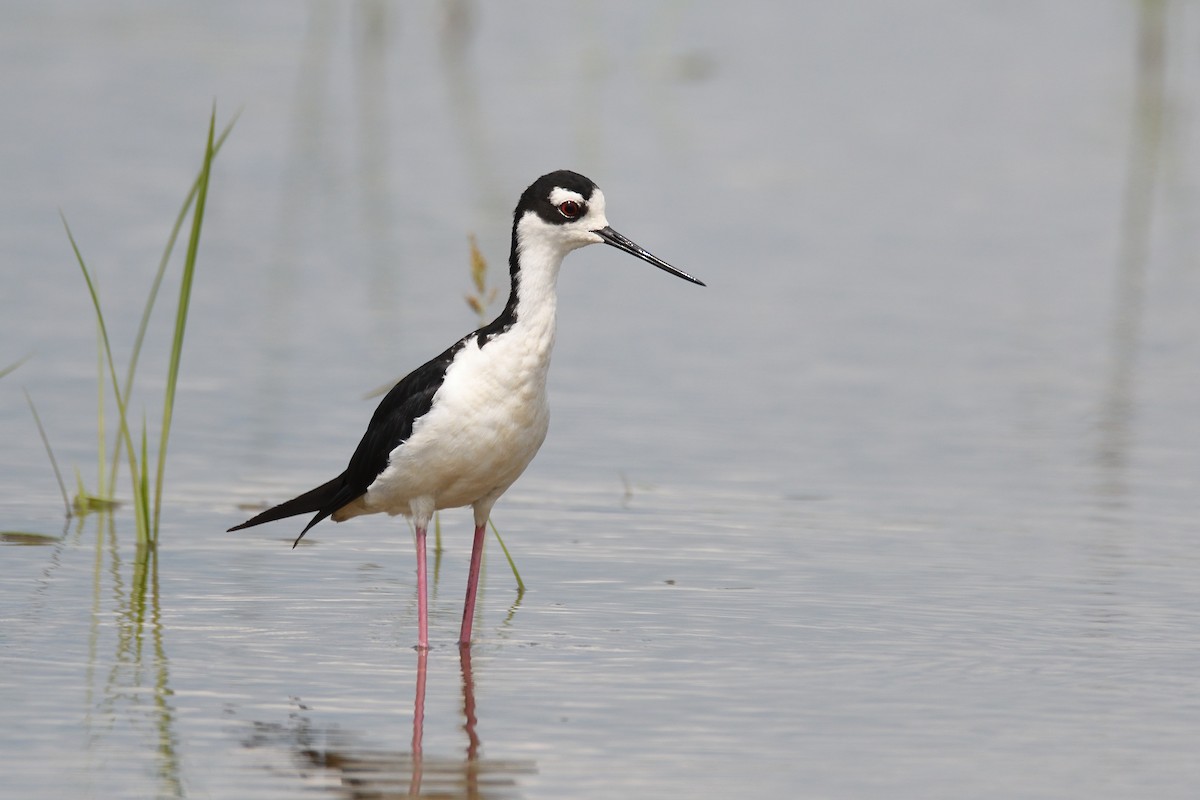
108, 111, 240, 491
138, 416, 151, 537
23, 389, 71, 516
96, 321, 107, 498
151, 107, 218, 534
489, 518, 525, 593
0, 354, 32, 380
62, 213, 145, 541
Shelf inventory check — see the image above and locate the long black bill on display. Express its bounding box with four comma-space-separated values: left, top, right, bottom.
595, 226, 706, 286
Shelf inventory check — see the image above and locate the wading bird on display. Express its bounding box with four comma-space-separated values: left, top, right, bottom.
229, 170, 704, 648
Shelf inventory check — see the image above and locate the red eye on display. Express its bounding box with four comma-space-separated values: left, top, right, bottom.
558, 200, 583, 219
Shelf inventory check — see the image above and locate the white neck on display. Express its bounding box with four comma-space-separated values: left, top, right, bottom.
513, 233, 563, 329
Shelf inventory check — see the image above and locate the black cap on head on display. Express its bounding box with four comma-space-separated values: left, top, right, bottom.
510, 170, 706, 287
517, 170, 600, 225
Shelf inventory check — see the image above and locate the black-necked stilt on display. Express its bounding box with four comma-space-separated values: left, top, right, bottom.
229, 170, 704, 648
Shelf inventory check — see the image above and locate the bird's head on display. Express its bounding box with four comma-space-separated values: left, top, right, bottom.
512, 170, 705, 286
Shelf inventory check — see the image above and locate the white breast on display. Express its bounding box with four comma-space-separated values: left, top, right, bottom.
339, 207, 570, 524
359, 308, 556, 519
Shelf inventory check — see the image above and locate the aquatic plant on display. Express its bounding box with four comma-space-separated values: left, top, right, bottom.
464, 233, 498, 322
0, 355, 30, 380
64, 107, 234, 544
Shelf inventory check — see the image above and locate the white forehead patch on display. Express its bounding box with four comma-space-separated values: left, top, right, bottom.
548, 187, 587, 206
588, 188, 606, 214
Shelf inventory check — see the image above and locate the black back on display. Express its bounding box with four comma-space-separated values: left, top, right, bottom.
230, 171, 595, 543
345, 170, 597, 500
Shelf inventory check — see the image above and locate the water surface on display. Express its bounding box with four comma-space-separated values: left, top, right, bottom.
2, 2, 1199, 798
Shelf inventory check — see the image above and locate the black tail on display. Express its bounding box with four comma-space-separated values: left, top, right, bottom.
228, 473, 350, 547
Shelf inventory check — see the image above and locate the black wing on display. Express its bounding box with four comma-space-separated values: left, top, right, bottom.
338, 340, 465, 507
228, 336, 470, 545
334, 297, 518, 515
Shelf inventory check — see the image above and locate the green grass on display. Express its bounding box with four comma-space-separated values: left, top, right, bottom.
65, 217, 145, 532
62, 107, 234, 545
23, 389, 71, 515
152, 109, 220, 533
490, 516, 525, 594
0, 355, 31, 380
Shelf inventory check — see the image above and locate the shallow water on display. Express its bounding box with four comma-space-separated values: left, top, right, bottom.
3, 2, 1200, 798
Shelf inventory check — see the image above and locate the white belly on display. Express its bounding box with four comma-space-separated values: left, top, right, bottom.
352, 329, 552, 519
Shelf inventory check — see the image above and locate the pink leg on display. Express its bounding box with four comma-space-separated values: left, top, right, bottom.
409, 647, 427, 794
459, 645, 479, 760
459, 523, 487, 645
415, 524, 429, 649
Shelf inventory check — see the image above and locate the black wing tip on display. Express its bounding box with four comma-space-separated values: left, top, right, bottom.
291, 509, 331, 548
228, 509, 329, 545
226, 474, 349, 538
227, 509, 275, 533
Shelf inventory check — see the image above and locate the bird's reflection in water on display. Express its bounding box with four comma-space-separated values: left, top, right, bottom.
244, 646, 535, 798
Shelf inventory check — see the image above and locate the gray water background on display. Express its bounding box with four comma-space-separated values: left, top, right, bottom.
2, 2, 1199, 798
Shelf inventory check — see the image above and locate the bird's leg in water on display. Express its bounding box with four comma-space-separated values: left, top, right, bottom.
415, 524, 429, 649
459, 523, 487, 644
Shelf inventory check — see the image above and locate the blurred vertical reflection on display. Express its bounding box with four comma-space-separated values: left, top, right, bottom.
246, 1, 341, 457
1094, 0, 1168, 507
245, 646, 534, 798
355, 0, 399, 311
439, 0, 504, 217
251, 2, 402, 455
83, 517, 182, 798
